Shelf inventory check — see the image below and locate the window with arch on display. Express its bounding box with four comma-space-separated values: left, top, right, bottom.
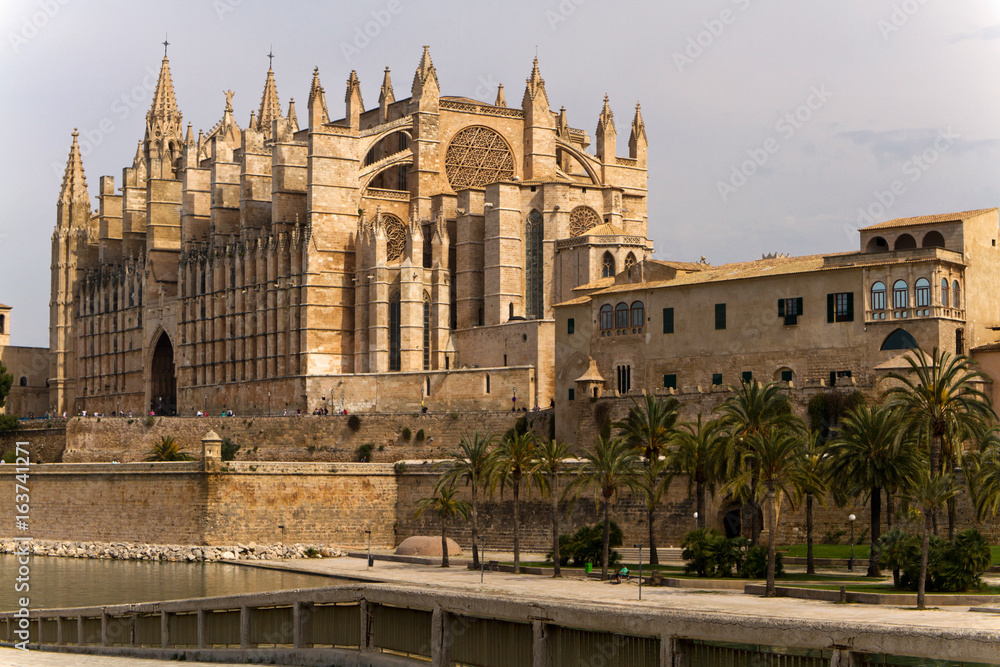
602, 252, 615, 278
630, 301, 644, 329
423, 292, 431, 371
570, 206, 601, 236
892, 280, 908, 310
389, 292, 401, 372
616, 364, 631, 395
915, 278, 930, 308
881, 328, 918, 351
19, 377, 27, 387
525, 210, 544, 320
871, 282, 886, 312
894, 234, 916, 250
941, 278, 949, 306
624, 252, 637, 272
615, 303, 629, 329
600, 304, 614, 332
953, 280, 961, 308
922, 230, 945, 248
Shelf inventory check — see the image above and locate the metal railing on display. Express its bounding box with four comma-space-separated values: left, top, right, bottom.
686, 640, 830, 667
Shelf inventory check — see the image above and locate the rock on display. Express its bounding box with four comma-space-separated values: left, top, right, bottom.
221, 551, 236, 560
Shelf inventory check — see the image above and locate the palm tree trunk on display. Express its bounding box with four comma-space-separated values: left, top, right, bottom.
766, 488, 777, 597
602, 497, 611, 580
696, 481, 706, 529
648, 506, 659, 565
886, 491, 894, 531
551, 475, 561, 577
513, 478, 521, 574
946, 496, 957, 541
471, 486, 480, 569
441, 519, 450, 568
867, 486, 882, 577
806, 493, 815, 575
918, 511, 930, 610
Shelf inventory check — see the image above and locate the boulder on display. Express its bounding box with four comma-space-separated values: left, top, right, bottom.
395, 536, 462, 557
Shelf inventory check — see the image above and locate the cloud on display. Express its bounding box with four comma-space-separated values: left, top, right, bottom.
836, 127, 1000, 167
949, 24, 1000, 43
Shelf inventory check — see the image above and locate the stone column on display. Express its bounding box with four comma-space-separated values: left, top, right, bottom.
532, 620, 549, 667
430, 605, 449, 667
196, 608, 206, 649
160, 611, 168, 648
239, 606, 250, 649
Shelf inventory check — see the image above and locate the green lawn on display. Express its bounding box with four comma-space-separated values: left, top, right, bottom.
780, 544, 1000, 565
506, 562, 866, 582
798, 583, 1000, 595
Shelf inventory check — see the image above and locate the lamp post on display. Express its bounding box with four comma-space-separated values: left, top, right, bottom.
480, 536, 486, 583
693, 511, 699, 530
634, 543, 643, 600
365, 529, 372, 568
267, 390, 271, 417
848, 514, 856, 572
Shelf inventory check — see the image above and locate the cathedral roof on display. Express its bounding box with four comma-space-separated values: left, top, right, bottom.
859, 208, 996, 231
583, 222, 626, 236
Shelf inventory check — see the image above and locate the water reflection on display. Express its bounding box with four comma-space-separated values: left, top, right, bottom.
0, 555, 344, 611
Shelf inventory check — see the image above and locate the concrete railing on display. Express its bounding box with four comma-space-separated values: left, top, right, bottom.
2, 583, 999, 666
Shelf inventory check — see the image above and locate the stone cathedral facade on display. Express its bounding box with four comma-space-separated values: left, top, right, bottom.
49, 47, 650, 416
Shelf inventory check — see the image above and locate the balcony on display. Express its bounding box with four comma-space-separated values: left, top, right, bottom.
865, 305, 965, 323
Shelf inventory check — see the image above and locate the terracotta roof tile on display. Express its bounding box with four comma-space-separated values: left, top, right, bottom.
859, 208, 997, 231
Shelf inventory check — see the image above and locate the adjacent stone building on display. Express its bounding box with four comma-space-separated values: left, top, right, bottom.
0, 304, 49, 417
554, 208, 1000, 443
50, 47, 650, 416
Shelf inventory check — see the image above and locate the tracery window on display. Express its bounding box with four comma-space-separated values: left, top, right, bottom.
871, 282, 886, 311
389, 291, 401, 372
525, 210, 544, 320
600, 304, 613, 331
602, 252, 615, 278
382, 214, 406, 263
615, 303, 629, 329
624, 252, 637, 272
569, 206, 601, 236
444, 126, 515, 190
892, 280, 908, 309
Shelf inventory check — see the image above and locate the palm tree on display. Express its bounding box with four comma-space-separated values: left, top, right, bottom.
716, 379, 801, 542
437, 431, 495, 568
968, 427, 1000, 520
725, 426, 820, 597
884, 347, 995, 537
799, 430, 829, 575
144, 436, 195, 461
415, 483, 471, 568
565, 435, 643, 580
615, 394, 680, 564
535, 438, 571, 576
491, 431, 541, 574
825, 404, 923, 577
909, 471, 959, 609
668, 414, 725, 529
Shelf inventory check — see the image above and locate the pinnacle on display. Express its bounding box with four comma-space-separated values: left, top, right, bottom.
59, 129, 89, 206
524, 56, 546, 102
147, 52, 181, 126
495, 83, 506, 107
630, 102, 646, 144
345, 70, 364, 107
379, 66, 395, 106
411, 45, 439, 95
598, 94, 615, 132
256, 65, 281, 133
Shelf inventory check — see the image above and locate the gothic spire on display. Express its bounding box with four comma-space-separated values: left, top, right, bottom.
308, 67, 329, 126
345, 70, 364, 108
525, 57, 546, 102
59, 130, 89, 206
286, 98, 299, 132
411, 45, 439, 97
256, 63, 281, 135
597, 94, 615, 134
629, 102, 646, 145
494, 83, 506, 107
147, 51, 182, 128
379, 66, 395, 107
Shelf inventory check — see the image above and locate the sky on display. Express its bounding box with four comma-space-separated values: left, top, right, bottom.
2, 0, 1000, 346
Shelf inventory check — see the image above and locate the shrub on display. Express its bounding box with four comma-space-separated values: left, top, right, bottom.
1, 449, 17, 464
400, 427, 412, 441
357, 443, 374, 462
681, 529, 775, 578
739, 545, 782, 579
415, 428, 425, 442
449, 411, 459, 420
304, 547, 321, 558
221, 437, 240, 461
893, 528, 992, 593
876, 528, 919, 588
0, 414, 20, 432
549, 522, 623, 569
681, 528, 722, 577
347, 414, 361, 431
144, 436, 195, 462
144, 415, 156, 427
821, 528, 845, 545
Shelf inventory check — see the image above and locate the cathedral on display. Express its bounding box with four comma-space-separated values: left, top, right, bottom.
49, 47, 650, 416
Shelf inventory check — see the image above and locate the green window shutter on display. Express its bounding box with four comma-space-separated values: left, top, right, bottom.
827, 294, 835, 323
846, 292, 854, 321
778, 299, 785, 317
715, 303, 726, 330
567, 318, 575, 334
796, 297, 803, 315
663, 307, 674, 334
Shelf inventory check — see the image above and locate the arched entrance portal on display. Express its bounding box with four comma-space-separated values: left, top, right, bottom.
150, 333, 176, 415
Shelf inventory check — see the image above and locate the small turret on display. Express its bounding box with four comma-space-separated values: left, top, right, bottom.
595, 94, 616, 163
345, 70, 364, 130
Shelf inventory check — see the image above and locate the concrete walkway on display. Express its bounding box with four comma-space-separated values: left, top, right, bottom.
0, 649, 314, 666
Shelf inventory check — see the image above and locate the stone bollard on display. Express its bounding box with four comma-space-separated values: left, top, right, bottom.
202, 430, 223, 472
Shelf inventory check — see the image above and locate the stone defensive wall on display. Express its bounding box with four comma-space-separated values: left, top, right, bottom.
1, 458, 996, 550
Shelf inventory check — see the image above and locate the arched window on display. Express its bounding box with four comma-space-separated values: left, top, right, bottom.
615, 303, 629, 329
941, 278, 949, 306
600, 304, 613, 331
389, 292, 401, 372
624, 252, 637, 272
866, 236, 889, 253
894, 234, 916, 250
953, 280, 961, 308
922, 230, 945, 248
423, 292, 431, 371
871, 282, 886, 311
630, 301, 644, 329
892, 280, 908, 309
915, 278, 930, 308
602, 252, 615, 278
881, 328, 918, 351
616, 364, 631, 394
19, 376, 27, 387
525, 210, 543, 320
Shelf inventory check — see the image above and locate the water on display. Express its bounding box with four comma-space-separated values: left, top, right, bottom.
0, 555, 347, 612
